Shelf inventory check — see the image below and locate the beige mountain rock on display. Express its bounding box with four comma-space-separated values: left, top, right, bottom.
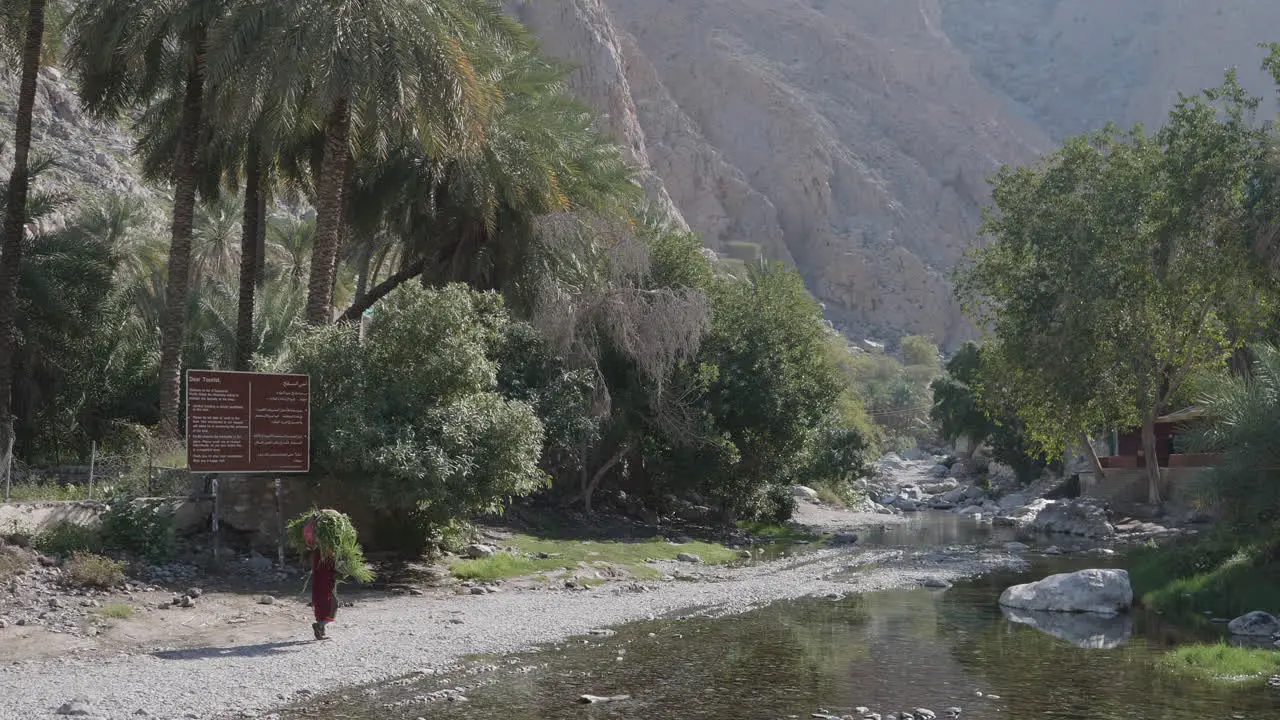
524, 0, 1280, 347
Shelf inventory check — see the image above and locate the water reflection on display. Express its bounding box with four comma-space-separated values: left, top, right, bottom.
1000, 606, 1133, 648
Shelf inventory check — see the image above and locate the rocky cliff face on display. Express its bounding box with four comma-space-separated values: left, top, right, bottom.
523, 0, 1280, 348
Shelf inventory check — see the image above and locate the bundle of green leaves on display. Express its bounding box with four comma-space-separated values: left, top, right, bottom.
285, 509, 374, 583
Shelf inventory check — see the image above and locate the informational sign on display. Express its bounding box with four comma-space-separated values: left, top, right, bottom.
186, 370, 310, 473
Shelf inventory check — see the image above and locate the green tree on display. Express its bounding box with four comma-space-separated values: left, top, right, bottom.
929, 342, 990, 445
930, 341, 1048, 482
960, 73, 1267, 503
222, 0, 528, 326
0, 0, 49, 453
281, 283, 545, 548
692, 261, 845, 519
900, 334, 940, 369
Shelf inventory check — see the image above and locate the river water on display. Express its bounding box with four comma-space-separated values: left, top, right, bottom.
284, 514, 1280, 719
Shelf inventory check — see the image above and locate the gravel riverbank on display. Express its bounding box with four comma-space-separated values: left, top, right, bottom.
0, 532, 1024, 720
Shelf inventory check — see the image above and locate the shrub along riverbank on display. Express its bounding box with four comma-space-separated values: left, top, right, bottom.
1128, 533, 1280, 620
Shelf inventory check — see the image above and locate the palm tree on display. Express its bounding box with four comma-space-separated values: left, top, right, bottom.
339, 49, 638, 321
67, 0, 228, 437
0, 0, 49, 453
221, 0, 528, 325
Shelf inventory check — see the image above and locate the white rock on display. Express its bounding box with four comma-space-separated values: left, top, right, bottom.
1227, 611, 1280, 637
999, 569, 1132, 615
1029, 498, 1115, 539
791, 485, 820, 500
463, 544, 497, 559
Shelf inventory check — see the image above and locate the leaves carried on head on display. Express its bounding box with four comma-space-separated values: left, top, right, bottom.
285, 508, 374, 584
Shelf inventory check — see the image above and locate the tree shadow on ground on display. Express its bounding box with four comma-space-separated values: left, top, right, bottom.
152, 639, 313, 661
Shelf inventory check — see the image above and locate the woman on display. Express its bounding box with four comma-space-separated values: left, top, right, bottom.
311, 550, 338, 640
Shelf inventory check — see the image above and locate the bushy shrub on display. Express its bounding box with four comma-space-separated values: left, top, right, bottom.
287, 284, 547, 541
99, 498, 176, 561
34, 522, 103, 556
64, 552, 125, 588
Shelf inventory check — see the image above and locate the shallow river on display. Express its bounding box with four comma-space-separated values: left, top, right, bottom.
287, 514, 1280, 719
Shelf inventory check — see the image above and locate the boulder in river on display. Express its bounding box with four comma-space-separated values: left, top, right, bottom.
998, 569, 1132, 615
922, 479, 960, 494
1029, 498, 1115, 539
1227, 611, 1280, 637
1002, 606, 1132, 648
992, 499, 1050, 528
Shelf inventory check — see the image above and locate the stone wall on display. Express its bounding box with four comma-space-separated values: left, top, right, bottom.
212, 476, 380, 553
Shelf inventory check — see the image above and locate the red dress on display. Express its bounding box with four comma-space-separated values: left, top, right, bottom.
311, 553, 338, 623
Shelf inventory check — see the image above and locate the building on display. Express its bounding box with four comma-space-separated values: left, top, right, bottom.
1097, 406, 1219, 469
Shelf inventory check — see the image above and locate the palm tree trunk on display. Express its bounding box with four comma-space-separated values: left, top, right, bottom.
305, 98, 350, 325
354, 240, 373, 304
156, 37, 207, 438
234, 147, 262, 371
254, 174, 268, 287
0, 0, 45, 454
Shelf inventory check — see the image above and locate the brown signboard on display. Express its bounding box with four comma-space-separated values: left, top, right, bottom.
186, 370, 310, 473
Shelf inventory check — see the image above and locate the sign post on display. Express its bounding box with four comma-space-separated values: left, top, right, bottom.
186, 370, 311, 562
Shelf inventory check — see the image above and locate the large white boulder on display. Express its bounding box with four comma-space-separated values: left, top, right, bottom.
791, 485, 820, 500
1029, 498, 1115, 539
993, 498, 1052, 529
1227, 611, 1280, 637
998, 569, 1133, 615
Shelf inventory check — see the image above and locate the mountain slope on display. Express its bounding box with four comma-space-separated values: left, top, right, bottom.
523, 0, 1280, 348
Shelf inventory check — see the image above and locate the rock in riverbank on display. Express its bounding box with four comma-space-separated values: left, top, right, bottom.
998, 569, 1132, 615
1227, 611, 1280, 637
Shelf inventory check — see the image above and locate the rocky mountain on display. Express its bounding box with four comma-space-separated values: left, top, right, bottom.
519, 0, 1280, 348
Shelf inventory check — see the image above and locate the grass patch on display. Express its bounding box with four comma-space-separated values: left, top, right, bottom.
449, 534, 740, 581
6, 482, 89, 502
736, 520, 819, 542
1127, 534, 1280, 618
1158, 644, 1280, 683
97, 602, 134, 619
64, 552, 125, 588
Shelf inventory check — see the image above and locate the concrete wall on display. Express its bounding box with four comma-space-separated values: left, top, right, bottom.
0, 498, 212, 537
1080, 466, 1215, 513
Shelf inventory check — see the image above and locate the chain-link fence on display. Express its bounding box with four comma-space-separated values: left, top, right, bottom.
1, 438, 196, 503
